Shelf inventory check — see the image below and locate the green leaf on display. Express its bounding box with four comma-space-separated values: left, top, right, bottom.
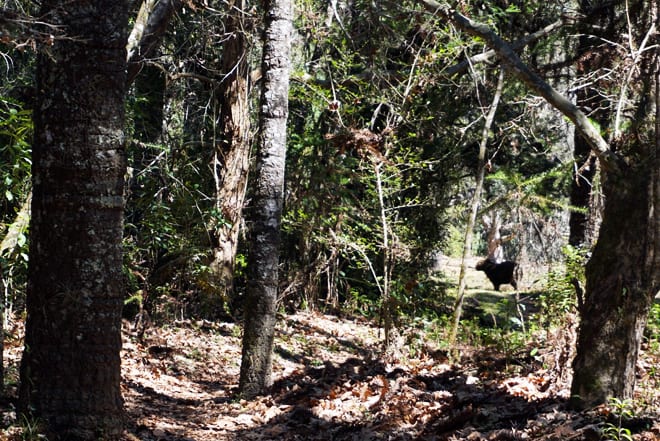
588, 117, 603, 135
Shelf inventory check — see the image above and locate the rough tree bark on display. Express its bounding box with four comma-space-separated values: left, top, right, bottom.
568, 139, 599, 247
238, 0, 292, 398
18, 0, 128, 438
419, 0, 660, 407
571, 166, 656, 406
570, 0, 659, 408
210, 0, 252, 300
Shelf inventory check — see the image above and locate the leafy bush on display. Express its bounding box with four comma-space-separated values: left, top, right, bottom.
0, 97, 32, 315
537, 245, 586, 327
645, 303, 660, 352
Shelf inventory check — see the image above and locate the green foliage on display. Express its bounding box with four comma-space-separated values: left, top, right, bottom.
121, 0, 270, 322
281, 0, 585, 325
456, 315, 527, 360
283, 0, 471, 316
123, 137, 218, 320
602, 398, 635, 441
18, 414, 47, 441
484, 165, 573, 216
0, 97, 32, 206
443, 221, 467, 258
645, 303, 660, 352
0, 97, 32, 314
536, 245, 585, 327
124, 290, 144, 308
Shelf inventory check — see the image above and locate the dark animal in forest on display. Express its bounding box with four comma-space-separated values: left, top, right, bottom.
476, 259, 518, 291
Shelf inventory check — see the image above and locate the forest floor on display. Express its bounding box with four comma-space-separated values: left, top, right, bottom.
112, 311, 660, 441
1, 259, 660, 440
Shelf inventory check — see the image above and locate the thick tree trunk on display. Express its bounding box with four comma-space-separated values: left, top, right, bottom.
18, 0, 128, 438
571, 166, 657, 407
569, 0, 659, 408
238, 0, 292, 398
210, 0, 251, 299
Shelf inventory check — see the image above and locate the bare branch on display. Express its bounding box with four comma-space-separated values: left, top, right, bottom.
0, 8, 65, 49
613, 16, 657, 139
444, 18, 565, 77
126, 0, 183, 86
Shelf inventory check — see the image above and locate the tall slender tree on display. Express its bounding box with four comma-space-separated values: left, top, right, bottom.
210, 0, 253, 299
450, 68, 504, 351
18, 0, 128, 437
238, 0, 292, 397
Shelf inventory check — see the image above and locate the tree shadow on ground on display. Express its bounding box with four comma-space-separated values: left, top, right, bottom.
115, 307, 660, 440
463, 290, 543, 329
225, 316, 575, 440
231, 351, 571, 441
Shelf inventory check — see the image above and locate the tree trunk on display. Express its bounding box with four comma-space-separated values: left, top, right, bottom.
568, 0, 659, 408
210, 0, 252, 299
571, 166, 657, 407
450, 68, 504, 350
126, 0, 182, 86
374, 162, 397, 351
238, 0, 292, 398
483, 211, 514, 263
18, 0, 128, 438
568, 136, 599, 248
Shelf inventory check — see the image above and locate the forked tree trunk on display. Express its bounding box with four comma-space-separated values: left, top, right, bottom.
238, 0, 292, 398
18, 0, 128, 437
210, 0, 251, 298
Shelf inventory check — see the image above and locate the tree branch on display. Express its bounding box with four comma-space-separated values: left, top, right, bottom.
126, 0, 183, 86
444, 18, 565, 77
419, 0, 622, 173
